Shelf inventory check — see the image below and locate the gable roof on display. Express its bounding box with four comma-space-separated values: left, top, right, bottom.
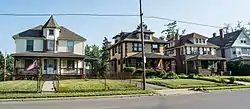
43, 15, 60, 28
178, 33, 209, 46
208, 30, 243, 47
13, 25, 86, 41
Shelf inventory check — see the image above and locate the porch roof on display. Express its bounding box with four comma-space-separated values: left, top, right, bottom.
11, 52, 84, 59
230, 56, 250, 61
187, 55, 227, 61
126, 53, 174, 59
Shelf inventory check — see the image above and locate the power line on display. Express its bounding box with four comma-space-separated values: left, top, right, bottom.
144, 16, 223, 29
0, 13, 222, 28
0, 13, 139, 17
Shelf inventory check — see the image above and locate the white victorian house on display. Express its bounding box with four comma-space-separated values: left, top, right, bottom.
208, 29, 250, 61
11, 16, 87, 79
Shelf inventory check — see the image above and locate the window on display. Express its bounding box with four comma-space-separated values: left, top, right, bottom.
114, 46, 117, 53
199, 39, 202, 43
144, 34, 150, 40
233, 51, 236, 54
112, 48, 115, 56
242, 48, 248, 54
67, 60, 75, 69
195, 38, 199, 43
26, 40, 34, 51
152, 44, 159, 53
49, 29, 54, 35
132, 43, 142, 52
67, 40, 74, 52
47, 40, 55, 51
118, 45, 121, 54
203, 39, 206, 43
118, 60, 121, 65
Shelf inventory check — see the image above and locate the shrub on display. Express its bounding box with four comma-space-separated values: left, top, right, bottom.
162, 71, 179, 79
188, 74, 196, 79
123, 67, 136, 74
179, 73, 186, 75
155, 69, 166, 77
146, 69, 156, 78
229, 77, 236, 84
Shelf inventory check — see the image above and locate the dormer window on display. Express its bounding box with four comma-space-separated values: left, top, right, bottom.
144, 34, 150, 40
49, 29, 54, 35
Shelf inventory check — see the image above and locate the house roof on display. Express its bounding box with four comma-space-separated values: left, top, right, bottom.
42, 15, 60, 28
207, 30, 243, 47
187, 55, 227, 61
178, 33, 209, 46
230, 56, 250, 61
126, 52, 174, 59
13, 25, 86, 41
11, 52, 84, 58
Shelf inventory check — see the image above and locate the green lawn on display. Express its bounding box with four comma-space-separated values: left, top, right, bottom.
58, 79, 139, 92
0, 80, 40, 93
220, 76, 250, 82
146, 79, 226, 89
0, 90, 154, 99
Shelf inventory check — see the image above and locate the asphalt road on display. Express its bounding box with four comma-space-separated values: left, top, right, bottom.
1, 89, 250, 109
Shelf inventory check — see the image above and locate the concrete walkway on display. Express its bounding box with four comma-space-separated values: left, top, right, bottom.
42, 81, 55, 92
134, 81, 167, 90
234, 81, 250, 85
155, 89, 203, 96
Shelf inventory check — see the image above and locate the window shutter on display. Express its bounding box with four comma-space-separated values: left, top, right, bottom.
43, 40, 47, 51
54, 59, 57, 70
44, 59, 47, 70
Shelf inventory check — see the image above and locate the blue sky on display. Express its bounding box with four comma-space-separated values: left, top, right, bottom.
1, 0, 250, 53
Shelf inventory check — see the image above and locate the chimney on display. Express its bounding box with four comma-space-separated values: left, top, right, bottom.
213, 33, 216, 37
219, 29, 225, 58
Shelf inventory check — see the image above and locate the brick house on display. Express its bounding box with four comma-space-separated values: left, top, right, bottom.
165, 32, 227, 75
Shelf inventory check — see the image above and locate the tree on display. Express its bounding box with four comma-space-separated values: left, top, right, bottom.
85, 44, 101, 76
161, 21, 186, 40
223, 21, 250, 34
100, 37, 110, 76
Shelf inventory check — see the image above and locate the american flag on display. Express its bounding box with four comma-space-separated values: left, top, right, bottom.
26, 60, 37, 71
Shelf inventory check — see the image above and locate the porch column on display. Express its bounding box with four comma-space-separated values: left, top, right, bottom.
197, 60, 202, 74
13, 57, 16, 80
193, 60, 196, 69
82, 59, 85, 79
59, 58, 61, 75
214, 61, 218, 74
170, 59, 176, 72
221, 61, 227, 72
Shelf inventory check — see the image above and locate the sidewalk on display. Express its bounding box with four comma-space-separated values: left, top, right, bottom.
155, 89, 203, 96
234, 81, 250, 85
42, 81, 55, 92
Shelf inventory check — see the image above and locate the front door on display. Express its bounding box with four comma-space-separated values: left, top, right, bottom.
46, 59, 56, 74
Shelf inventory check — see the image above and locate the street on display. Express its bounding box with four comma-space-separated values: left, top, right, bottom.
1, 89, 250, 109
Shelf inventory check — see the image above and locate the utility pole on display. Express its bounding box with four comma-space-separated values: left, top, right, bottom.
3, 52, 6, 81
139, 0, 146, 90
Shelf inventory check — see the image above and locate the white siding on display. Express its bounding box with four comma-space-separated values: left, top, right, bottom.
74, 41, 84, 55
15, 39, 26, 53
58, 40, 67, 52
34, 39, 43, 51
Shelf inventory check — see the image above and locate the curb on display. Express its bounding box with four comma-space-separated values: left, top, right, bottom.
0, 94, 156, 102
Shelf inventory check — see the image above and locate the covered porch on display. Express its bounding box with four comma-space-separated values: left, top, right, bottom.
125, 53, 176, 72
11, 52, 85, 79
187, 55, 227, 76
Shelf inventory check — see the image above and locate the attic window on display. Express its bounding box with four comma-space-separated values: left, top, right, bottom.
144, 34, 150, 40
49, 29, 54, 35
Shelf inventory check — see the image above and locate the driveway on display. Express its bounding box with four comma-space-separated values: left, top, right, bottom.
1, 89, 250, 109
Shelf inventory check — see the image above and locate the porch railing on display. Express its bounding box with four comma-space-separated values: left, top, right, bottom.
14, 68, 39, 75
60, 68, 83, 75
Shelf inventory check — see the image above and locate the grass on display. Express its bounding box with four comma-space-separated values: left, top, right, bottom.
145, 79, 225, 89
58, 79, 139, 92
220, 76, 250, 82
204, 85, 250, 90
0, 80, 41, 93
0, 90, 154, 99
